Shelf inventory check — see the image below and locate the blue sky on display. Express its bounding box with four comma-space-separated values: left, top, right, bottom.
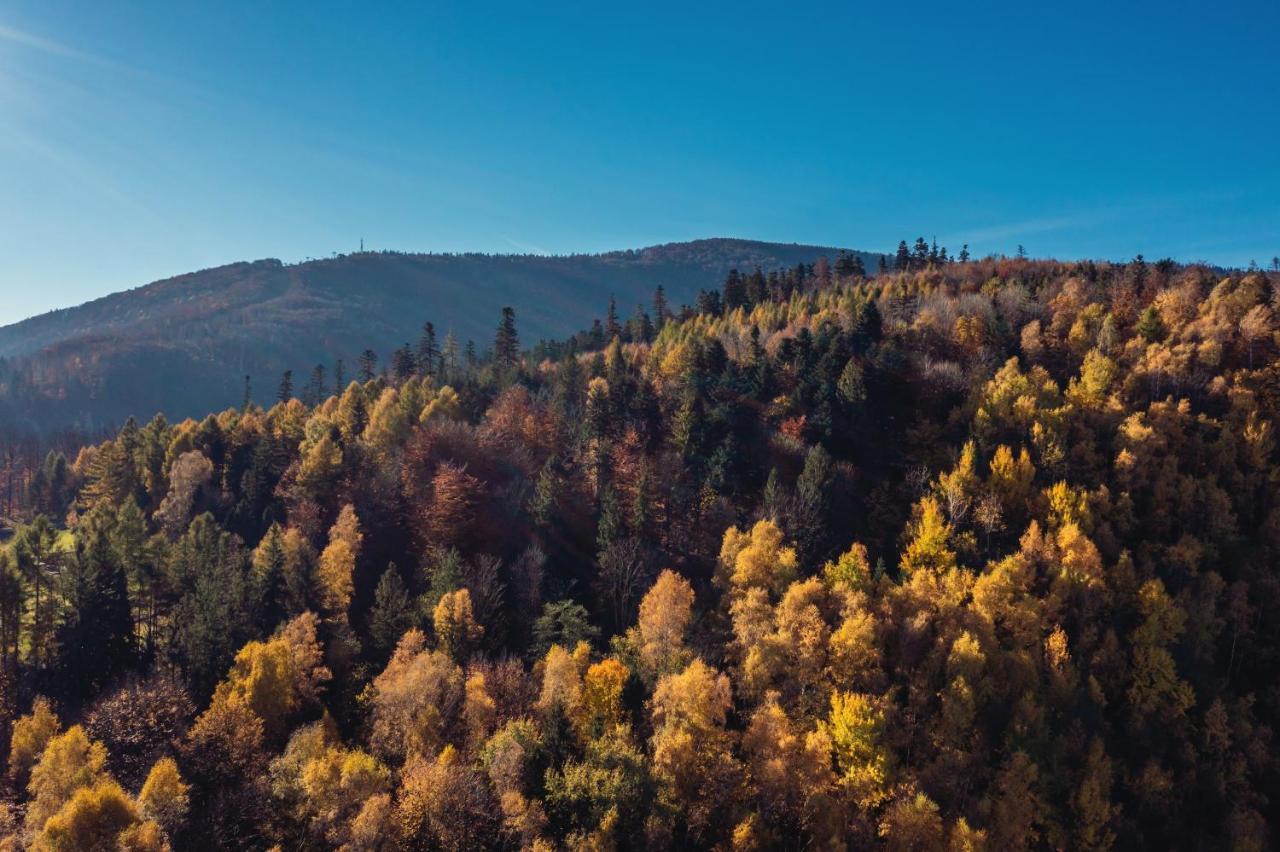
1, 1, 1277, 325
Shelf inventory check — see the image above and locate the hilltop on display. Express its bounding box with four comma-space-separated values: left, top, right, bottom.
0, 239, 874, 432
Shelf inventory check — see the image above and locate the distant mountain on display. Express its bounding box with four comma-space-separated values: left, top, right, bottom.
0, 238, 876, 433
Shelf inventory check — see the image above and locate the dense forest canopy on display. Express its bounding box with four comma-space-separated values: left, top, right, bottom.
0, 248, 1277, 850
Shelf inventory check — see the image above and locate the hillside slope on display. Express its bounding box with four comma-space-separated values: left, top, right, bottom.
0, 239, 873, 432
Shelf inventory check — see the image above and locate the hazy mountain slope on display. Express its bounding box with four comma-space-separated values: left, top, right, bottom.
0, 239, 874, 432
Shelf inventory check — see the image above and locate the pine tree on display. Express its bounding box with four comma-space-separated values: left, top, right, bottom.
958, 244, 970, 263
392, 344, 416, 382
57, 508, 135, 700
895, 241, 911, 271
912, 237, 930, 268
306, 364, 327, 406
368, 566, 413, 656
652, 286, 670, 327
1136, 305, 1165, 342
358, 349, 379, 382
441, 331, 459, 379
495, 307, 520, 369
722, 269, 746, 311
278, 370, 294, 403
417, 322, 440, 378
605, 297, 621, 341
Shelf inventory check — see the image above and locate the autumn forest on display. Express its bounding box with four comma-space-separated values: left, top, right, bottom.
0, 250, 1277, 850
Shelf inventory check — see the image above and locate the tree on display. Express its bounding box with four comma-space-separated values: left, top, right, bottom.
899, 496, 957, 577
895, 241, 911, 271
315, 506, 361, 619
441, 330, 459, 379
358, 349, 379, 382
825, 691, 891, 808
392, 344, 417, 382
717, 519, 798, 600
14, 516, 61, 670
200, 612, 331, 742
306, 363, 327, 406
32, 778, 144, 851
532, 601, 598, 659
25, 725, 109, 834
653, 285, 670, 327
495, 306, 520, 369
1136, 305, 1165, 342
138, 757, 189, 836
432, 588, 483, 661
630, 570, 694, 680
649, 659, 741, 843
368, 567, 414, 656
278, 370, 294, 403
154, 451, 213, 537
1074, 738, 1116, 851
56, 508, 136, 701
368, 630, 463, 762
595, 537, 654, 633
9, 697, 61, 786
417, 321, 440, 378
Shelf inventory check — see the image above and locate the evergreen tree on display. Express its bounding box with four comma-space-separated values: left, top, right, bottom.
605, 297, 621, 341
392, 344, 416, 382
912, 237, 930, 268
56, 508, 135, 701
368, 566, 413, 657
722, 269, 746, 311
417, 322, 440, 378
495, 307, 520, 369
358, 349, 379, 382
306, 364, 327, 406
895, 241, 912, 271
441, 330, 459, 379
1136, 305, 1166, 342
653, 285, 670, 327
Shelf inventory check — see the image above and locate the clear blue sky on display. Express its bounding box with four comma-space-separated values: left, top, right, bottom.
2, 1, 1277, 325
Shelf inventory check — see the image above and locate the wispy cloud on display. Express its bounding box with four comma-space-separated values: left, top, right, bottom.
0, 23, 121, 70
945, 211, 1116, 246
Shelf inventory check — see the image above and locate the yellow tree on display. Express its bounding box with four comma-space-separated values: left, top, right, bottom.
575, 658, 629, 741
368, 630, 464, 762
649, 660, 742, 843
316, 505, 362, 619
200, 612, 331, 741
900, 496, 957, 578
8, 697, 61, 786
741, 692, 837, 842
433, 588, 484, 661
138, 757, 189, 838
632, 570, 695, 679
717, 520, 798, 599
25, 725, 109, 835
824, 691, 891, 809
30, 779, 145, 852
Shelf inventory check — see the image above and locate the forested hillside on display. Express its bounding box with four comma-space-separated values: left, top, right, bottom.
0, 251, 1277, 850
0, 239, 867, 434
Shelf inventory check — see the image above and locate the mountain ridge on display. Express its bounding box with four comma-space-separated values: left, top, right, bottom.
0, 238, 877, 432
